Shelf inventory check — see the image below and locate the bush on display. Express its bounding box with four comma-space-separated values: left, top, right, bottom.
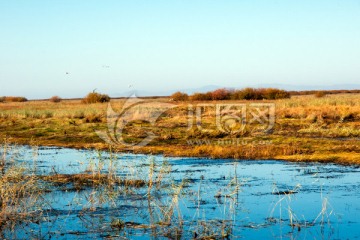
315, 91, 326, 98
211, 88, 231, 100
49, 96, 62, 103
274, 90, 291, 99
82, 92, 110, 104
0, 97, 4, 103
190, 92, 212, 101
170, 91, 189, 101
231, 88, 262, 100
288, 89, 360, 96
2, 96, 28, 102
187, 88, 290, 101
262, 88, 290, 100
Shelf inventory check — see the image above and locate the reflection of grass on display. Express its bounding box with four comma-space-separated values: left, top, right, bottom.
41, 173, 146, 188
0, 94, 360, 164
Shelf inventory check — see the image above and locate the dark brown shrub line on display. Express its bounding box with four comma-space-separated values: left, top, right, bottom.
0, 96, 28, 102
289, 89, 360, 96
171, 88, 290, 101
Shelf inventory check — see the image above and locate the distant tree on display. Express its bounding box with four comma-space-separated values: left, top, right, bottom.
190, 88, 290, 101
263, 88, 290, 100
170, 91, 189, 101
49, 96, 62, 103
3, 96, 28, 102
315, 91, 326, 98
211, 88, 231, 100
233, 88, 261, 100
190, 92, 212, 101
82, 92, 110, 104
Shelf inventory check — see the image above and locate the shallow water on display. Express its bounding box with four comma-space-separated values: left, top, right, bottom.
4, 145, 360, 239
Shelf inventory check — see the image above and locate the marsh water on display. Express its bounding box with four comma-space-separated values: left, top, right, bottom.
4, 146, 360, 239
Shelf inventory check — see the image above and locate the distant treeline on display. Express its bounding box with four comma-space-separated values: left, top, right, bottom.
171, 88, 290, 101
0, 96, 28, 102
288, 89, 360, 95
171, 88, 360, 101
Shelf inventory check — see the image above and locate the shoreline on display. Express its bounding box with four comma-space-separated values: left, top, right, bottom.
3, 137, 360, 166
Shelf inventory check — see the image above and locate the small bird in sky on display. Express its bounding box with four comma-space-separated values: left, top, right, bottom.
65, 72, 69, 75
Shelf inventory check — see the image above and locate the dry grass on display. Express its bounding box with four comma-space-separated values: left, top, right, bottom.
0, 94, 359, 164
0, 144, 155, 236
0, 144, 44, 232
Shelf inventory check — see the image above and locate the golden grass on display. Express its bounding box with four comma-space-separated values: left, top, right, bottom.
0, 145, 44, 231
0, 94, 359, 164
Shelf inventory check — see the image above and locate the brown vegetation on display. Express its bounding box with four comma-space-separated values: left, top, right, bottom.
314, 91, 326, 98
0, 146, 44, 231
0, 96, 28, 102
49, 96, 62, 103
82, 92, 110, 104
0, 93, 359, 164
190, 92, 213, 101
170, 91, 189, 101
211, 88, 232, 100
187, 88, 290, 101
289, 89, 360, 95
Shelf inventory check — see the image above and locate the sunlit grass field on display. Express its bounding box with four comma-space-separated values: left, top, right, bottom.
0, 94, 359, 164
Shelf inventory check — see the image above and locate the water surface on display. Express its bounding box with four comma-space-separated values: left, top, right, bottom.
4, 145, 360, 239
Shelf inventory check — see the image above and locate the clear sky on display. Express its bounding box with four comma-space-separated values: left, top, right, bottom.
0, 0, 359, 98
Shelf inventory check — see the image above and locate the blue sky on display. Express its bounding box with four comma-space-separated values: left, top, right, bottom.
0, 0, 359, 98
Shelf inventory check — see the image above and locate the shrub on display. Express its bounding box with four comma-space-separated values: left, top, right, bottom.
188, 88, 290, 101
315, 91, 326, 98
49, 96, 62, 103
190, 92, 212, 101
231, 88, 262, 100
274, 90, 291, 99
3, 96, 28, 102
211, 88, 231, 100
0, 97, 4, 103
262, 88, 290, 100
170, 91, 189, 101
82, 92, 110, 104
288, 89, 360, 96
